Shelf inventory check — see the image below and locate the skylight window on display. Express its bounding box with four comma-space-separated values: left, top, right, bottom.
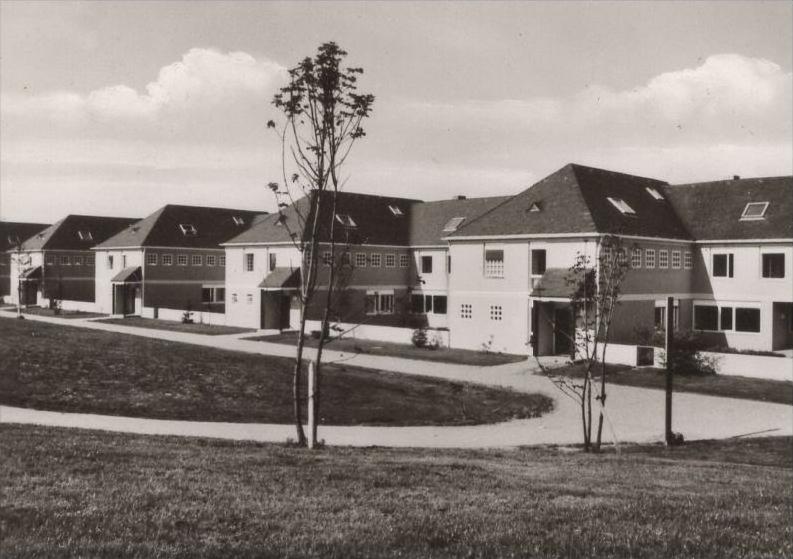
77, 230, 93, 241
528, 202, 542, 213
740, 202, 769, 221
179, 223, 198, 236
606, 197, 636, 215
442, 216, 466, 232
335, 214, 357, 228
232, 216, 246, 226
388, 205, 404, 216
645, 187, 664, 201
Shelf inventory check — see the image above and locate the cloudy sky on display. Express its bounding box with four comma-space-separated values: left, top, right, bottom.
1, 1, 791, 222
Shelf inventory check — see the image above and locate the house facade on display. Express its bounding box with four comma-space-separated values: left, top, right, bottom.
1, 221, 49, 303
93, 205, 264, 320
6, 215, 138, 311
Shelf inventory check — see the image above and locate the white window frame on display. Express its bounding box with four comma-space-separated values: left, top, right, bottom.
177, 254, 188, 266
671, 250, 681, 269
162, 254, 173, 266
206, 255, 216, 267
484, 248, 504, 279
73, 255, 83, 266
644, 249, 655, 269
658, 249, 669, 269
740, 202, 769, 221
245, 253, 254, 272
385, 253, 396, 268
370, 253, 382, 267
355, 253, 367, 268
631, 248, 642, 269
606, 197, 636, 215
399, 254, 409, 268
684, 251, 692, 270
192, 254, 203, 266
147, 253, 158, 266
219, 255, 226, 267
443, 217, 465, 232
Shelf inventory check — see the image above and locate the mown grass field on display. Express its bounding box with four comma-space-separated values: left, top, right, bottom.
97, 316, 254, 335
1, 424, 790, 558
0, 317, 551, 425
547, 362, 793, 405
248, 331, 526, 366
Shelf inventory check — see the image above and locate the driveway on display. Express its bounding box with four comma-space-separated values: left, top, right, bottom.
1, 311, 791, 448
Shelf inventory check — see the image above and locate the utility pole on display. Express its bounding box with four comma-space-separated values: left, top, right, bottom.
664, 296, 674, 445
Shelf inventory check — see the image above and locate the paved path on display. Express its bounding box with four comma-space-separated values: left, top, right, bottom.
2, 311, 791, 448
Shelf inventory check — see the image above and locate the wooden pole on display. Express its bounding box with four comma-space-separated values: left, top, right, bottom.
664, 296, 674, 445
307, 360, 316, 449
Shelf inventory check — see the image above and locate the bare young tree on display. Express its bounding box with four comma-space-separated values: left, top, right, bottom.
540, 235, 630, 452
267, 42, 374, 447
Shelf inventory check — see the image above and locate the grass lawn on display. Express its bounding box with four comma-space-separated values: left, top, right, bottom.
0, 317, 551, 425
1, 425, 790, 558
545, 362, 793, 405
19, 307, 106, 319
96, 316, 254, 335
247, 331, 526, 366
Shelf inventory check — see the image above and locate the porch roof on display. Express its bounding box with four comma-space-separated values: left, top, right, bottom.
530, 268, 582, 299
258, 267, 300, 290
111, 266, 142, 283
20, 265, 42, 280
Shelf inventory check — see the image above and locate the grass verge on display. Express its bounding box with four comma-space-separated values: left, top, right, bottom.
96, 316, 254, 335
1, 424, 790, 558
20, 307, 106, 319
247, 331, 526, 366
0, 317, 551, 425
544, 362, 792, 405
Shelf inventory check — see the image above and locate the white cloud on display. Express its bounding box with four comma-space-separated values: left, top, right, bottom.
3, 48, 285, 121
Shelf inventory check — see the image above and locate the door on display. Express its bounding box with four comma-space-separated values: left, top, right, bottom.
260, 291, 267, 330
553, 307, 573, 356
23, 282, 38, 306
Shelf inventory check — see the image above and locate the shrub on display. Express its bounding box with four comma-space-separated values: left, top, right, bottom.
664, 331, 717, 376
411, 328, 428, 348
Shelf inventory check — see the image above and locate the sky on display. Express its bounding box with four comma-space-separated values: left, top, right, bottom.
1, 0, 791, 223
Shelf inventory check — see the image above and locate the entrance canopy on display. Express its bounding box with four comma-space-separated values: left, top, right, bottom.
258, 267, 300, 291
111, 266, 142, 283
531, 268, 591, 301
20, 266, 42, 281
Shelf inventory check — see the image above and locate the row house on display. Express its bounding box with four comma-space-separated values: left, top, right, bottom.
92, 205, 264, 319
1, 221, 49, 303
7, 215, 138, 310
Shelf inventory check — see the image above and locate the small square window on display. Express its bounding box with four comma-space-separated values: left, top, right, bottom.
219, 255, 226, 267
490, 305, 503, 321
762, 253, 785, 278
246, 293, 253, 305
177, 254, 188, 266
323, 251, 333, 266
231, 293, 238, 304
45, 254, 55, 265
73, 256, 83, 266
385, 253, 396, 268
671, 250, 681, 269
192, 255, 203, 266
370, 253, 381, 267
87, 255, 95, 266
162, 254, 173, 266
631, 248, 642, 269
399, 254, 409, 268
147, 253, 158, 266
355, 253, 367, 267
645, 249, 656, 269
206, 255, 216, 267
61, 255, 70, 265
684, 251, 692, 270
712, 253, 734, 278
658, 250, 669, 269
460, 304, 472, 319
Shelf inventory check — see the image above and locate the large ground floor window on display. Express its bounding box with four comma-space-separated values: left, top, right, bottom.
694, 303, 760, 333
365, 290, 394, 315
201, 286, 226, 304
410, 293, 447, 315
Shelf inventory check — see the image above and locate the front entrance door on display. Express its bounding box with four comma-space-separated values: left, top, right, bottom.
553, 307, 573, 356
22, 282, 38, 305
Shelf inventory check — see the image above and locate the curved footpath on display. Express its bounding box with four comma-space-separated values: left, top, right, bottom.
1, 310, 791, 448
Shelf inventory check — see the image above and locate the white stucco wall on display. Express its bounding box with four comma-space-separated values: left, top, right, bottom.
8, 251, 42, 305
94, 249, 144, 314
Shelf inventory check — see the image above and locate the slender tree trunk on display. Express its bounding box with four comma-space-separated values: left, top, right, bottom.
595, 358, 607, 452
292, 305, 309, 446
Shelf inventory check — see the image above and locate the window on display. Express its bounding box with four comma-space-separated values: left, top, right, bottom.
631, 248, 642, 269
215, 288, 225, 302
490, 305, 503, 321
740, 202, 769, 221
365, 290, 394, 314
122, 255, 127, 268
646, 187, 664, 200
484, 249, 504, 278
385, 253, 396, 268
442, 217, 465, 232
528, 202, 542, 213
231, 293, 238, 304
192, 255, 203, 266
645, 249, 656, 269
232, 216, 246, 226
365, 292, 377, 314
712, 253, 734, 278
410, 294, 447, 315
694, 305, 718, 331
762, 253, 785, 278
323, 251, 333, 266
606, 197, 636, 215
399, 254, 409, 268
107, 255, 114, 270
421, 255, 433, 274
684, 251, 692, 270
219, 255, 226, 267
460, 304, 472, 319
335, 214, 357, 228
671, 250, 681, 269
202, 287, 226, 304
433, 295, 447, 314
73, 256, 83, 266
411, 294, 425, 314
447, 255, 451, 274
370, 253, 381, 267
269, 253, 277, 271
61, 255, 70, 265
735, 308, 761, 332
355, 253, 367, 267
179, 223, 197, 236
658, 250, 669, 269
177, 254, 188, 266
342, 252, 351, 266
617, 249, 627, 267
147, 253, 158, 266
694, 304, 761, 333
379, 293, 394, 314
46, 254, 55, 265
246, 293, 253, 305
87, 255, 95, 266
206, 255, 216, 267
245, 253, 254, 272
388, 205, 404, 216
77, 230, 93, 241
531, 249, 546, 276
720, 307, 733, 331
162, 254, 173, 266
654, 304, 679, 331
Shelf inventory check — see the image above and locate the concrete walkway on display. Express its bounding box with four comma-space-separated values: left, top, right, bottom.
2, 311, 791, 448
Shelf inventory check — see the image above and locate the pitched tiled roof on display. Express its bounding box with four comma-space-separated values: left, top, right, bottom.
408, 196, 510, 246
19, 215, 139, 251
224, 192, 422, 246
96, 205, 266, 249
1, 221, 50, 252
662, 176, 793, 240
449, 164, 691, 240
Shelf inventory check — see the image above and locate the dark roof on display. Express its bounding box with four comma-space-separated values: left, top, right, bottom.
408, 196, 511, 245
20, 265, 42, 280
19, 215, 139, 251
111, 266, 142, 283
662, 176, 793, 240
95, 205, 266, 249
1, 221, 50, 252
259, 267, 301, 289
450, 164, 691, 240
225, 192, 421, 246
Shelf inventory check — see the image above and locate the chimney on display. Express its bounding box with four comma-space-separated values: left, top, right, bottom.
456, 195, 467, 200
733, 175, 741, 180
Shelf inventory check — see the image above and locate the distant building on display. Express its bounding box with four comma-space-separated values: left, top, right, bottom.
0, 221, 50, 303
